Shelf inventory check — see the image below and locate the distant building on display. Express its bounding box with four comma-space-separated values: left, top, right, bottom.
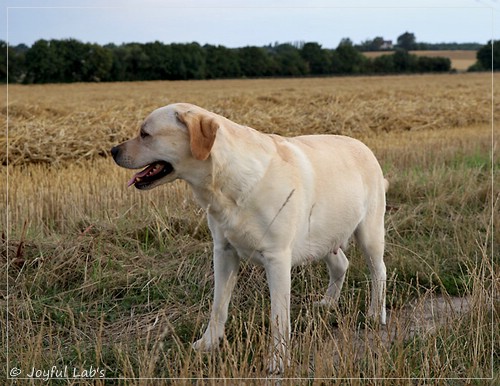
380, 40, 393, 50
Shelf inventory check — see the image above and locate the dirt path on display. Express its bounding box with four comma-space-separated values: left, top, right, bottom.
401, 294, 472, 337
326, 294, 473, 368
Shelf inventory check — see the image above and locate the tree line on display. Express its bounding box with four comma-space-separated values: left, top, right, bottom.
356, 31, 482, 52
1, 37, 497, 84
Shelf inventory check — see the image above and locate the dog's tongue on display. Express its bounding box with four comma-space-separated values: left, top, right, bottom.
127, 164, 156, 187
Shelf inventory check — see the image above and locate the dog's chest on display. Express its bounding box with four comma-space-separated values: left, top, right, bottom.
209, 206, 269, 262
223, 218, 261, 254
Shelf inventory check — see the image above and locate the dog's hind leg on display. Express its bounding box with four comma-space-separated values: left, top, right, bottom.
355, 212, 387, 325
317, 248, 349, 307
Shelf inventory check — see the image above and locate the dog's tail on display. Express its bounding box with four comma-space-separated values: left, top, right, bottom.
383, 178, 389, 193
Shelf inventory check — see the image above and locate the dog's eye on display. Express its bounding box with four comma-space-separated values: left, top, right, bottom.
140, 130, 149, 139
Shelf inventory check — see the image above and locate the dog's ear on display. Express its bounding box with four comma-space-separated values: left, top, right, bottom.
176, 111, 219, 161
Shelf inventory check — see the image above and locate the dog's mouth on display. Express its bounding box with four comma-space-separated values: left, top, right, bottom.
127, 161, 174, 189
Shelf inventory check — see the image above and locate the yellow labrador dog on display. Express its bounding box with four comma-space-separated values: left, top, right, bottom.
111, 103, 388, 373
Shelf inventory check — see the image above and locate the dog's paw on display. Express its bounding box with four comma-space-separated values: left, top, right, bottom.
268, 358, 284, 376
192, 324, 225, 352
192, 338, 210, 352
366, 307, 387, 326
192, 335, 221, 352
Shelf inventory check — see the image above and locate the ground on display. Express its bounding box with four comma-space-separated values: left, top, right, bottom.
1, 73, 498, 383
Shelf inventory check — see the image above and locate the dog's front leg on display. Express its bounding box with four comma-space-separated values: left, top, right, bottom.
193, 242, 240, 351
264, 253, 292, 374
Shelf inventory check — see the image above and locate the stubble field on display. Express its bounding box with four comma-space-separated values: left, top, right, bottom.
1, 73, 498, 384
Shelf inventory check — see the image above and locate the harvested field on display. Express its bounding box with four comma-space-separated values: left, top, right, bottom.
2, 73, 495, 166
2, 73, 498, 383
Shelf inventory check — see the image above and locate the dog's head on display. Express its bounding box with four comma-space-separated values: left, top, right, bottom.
111, 103, 219, 190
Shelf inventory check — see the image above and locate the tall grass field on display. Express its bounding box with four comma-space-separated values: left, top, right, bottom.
2, 73, 498, 384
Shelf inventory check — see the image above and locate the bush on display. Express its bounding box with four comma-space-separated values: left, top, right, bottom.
370, 51, 450, 74
474, 40, 500, 70
417, 56, 451, 72
371, 54, 396, 73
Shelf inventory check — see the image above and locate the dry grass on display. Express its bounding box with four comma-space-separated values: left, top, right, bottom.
2, 73, 495, 166
1, 73, 498, 383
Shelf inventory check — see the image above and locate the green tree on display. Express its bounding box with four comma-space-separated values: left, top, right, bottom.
392, 49, 417, 72
204, 45, 241, 79
167, 43, 206, 80
397, 32, 417, 51
141, 41, 172, 80
183, 43, 207, 79
25, 39, 62, 83
24, 39, 113, 83
331, 38, 368, 74
272, 43, 308, 76
475, 40, 500, 70
107, 45, 127, 81
416, 56, 451, 72
300, 42, 331, 74
81, 43, 113, 81
0, 41, 27, 83
0, 41, 7, 82
120, 43, 151, 81
371, 54, 395, 73
53, 39, 88, 82
238, 46, 276, 77
358, 36, 386, 51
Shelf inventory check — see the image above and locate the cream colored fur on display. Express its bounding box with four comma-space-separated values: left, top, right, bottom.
111, 103, 388, 374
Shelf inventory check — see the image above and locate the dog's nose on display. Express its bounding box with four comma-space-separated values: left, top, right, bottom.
110, 146, 119, 160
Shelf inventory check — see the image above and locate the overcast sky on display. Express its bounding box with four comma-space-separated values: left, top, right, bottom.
2, 0, 499, 48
